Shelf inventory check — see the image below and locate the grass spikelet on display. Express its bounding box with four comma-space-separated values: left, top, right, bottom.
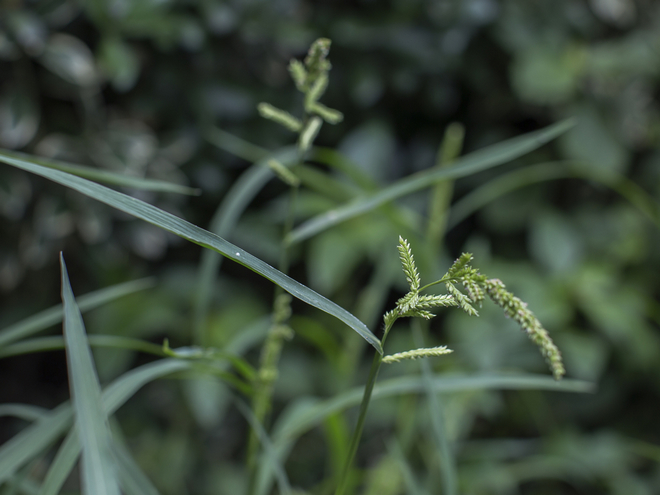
383, 346, 453, 364
397, 236, 420, 292
484, 278, 565, 380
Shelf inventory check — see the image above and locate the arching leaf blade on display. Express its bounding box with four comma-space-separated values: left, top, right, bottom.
0, 154, 381, 354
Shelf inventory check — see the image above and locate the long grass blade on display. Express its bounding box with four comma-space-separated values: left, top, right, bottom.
0, 149, 199, 195
286, 120, 575, 245
0, 359, 191, 484
0, 150, 200, 196
0, 278, 154, 348
0, 152, 381, 353
59, 254, 121, 495
273, 372, 593, 444
0, 405, 47, 422
0, 335, 165, 359
204, 126, 269, 163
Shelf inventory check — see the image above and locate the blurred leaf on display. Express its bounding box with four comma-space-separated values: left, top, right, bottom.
0, 359, 191, 484
0, 278, 155, 348
287, 120, 575, 245
511, 44, 586, 105
0, 149, 199, 195
273, 373, 593, 445
113, 440, 161, 495
529, 210, 584, 273
559, 103, 629, 174
0, 405, 47, 422
38, 428, 81, 495
97, 37, 140, 92
0, 90, 39, 149
337, 121, 396, 184
39, 34, 97, 87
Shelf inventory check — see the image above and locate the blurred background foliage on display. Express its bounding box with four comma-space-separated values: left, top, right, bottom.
1, 0, 660, 494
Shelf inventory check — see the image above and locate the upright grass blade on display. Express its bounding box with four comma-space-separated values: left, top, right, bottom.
0, 154, 381, 353
412, 321, 456, 495
0, 278, 154, 348
59, 254, 121, 495
0, 359, 191, 484
0, 149, 199, 195
286, 120, 575, 245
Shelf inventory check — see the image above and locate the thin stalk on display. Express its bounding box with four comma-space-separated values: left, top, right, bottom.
334, 349, 383, 495
334, 319, 395, 495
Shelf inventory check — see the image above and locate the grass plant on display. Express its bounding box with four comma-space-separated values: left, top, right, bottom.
0, 38, 598, 495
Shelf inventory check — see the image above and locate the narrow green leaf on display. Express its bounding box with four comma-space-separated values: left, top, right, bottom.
0, 149, 199, 195
59, 254, 121, 495
0, 153, 381, 353
0, 278, 155, 348
0, 335, 165, 359
204, 126, 269, 163
0, 405, 47, 422
287, 120, 575, 245
273, 372, 593, 444
0, 359, 191, 484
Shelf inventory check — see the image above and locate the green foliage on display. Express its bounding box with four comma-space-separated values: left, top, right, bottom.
1, 4, 659, 495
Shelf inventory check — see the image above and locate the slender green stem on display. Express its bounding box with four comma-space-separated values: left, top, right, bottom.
334, 319, 395, 495
334, 349, 384, 495
418, 275, 459, 293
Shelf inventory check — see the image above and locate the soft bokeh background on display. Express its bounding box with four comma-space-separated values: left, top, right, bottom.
1, 0, 660, 494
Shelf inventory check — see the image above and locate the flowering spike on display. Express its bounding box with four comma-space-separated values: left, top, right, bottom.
397, 236, 420, 292
484, 278, 565, 380
446, 282, 478, 317
383, 346, 453, 364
